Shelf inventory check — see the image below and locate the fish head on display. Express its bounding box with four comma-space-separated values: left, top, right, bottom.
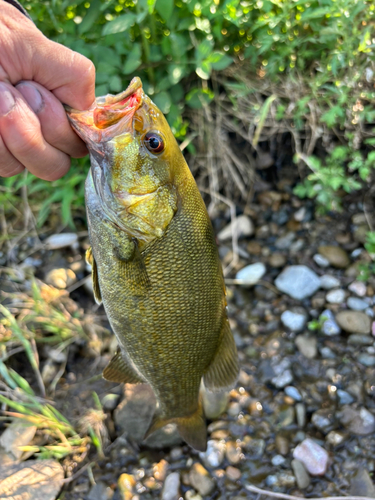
66, 77, 179, 243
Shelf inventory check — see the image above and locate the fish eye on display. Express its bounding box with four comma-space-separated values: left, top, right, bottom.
144, 132, 164, 154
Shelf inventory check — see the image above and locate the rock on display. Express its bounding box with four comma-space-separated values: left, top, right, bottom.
295, 403, 306, 428
275, 435, 289, 456
268, 252, 286, 268
101, 393, 120, 411
271, 454, 286, 466
266, 472, 296, 488
235, 262, 266, 285
226, 466, 241, 481
326, 431, 346, 446
243, 438, 265, 457
189, 463, 215, 496
291, 459, 311, 489
271, 358, 293, 388
217, 215, 254, 241
318, 245, 350, 268
348, 335, 373, 346
320, 275, 340, 289
349, 468, 375, 498
114, 384, 182, 448
320, 309, 341, 336
0, 421, 37, 460
337, 390, 354, 405
275, 233, 296, 250
185, 492, 202, 500
226, 441, 242, 464
294, 207, 307, 221
87, 482, 113, 500
280, 308, 307, 332
45, 233, 78, 249
200, 440, 225, 468
45, 268, 76, 289
347, 297, 369, 310
293, 438, 329, 476
118, 473, 136, 500
295, 334, 317, 359
336, 311, 371, 334
162, 473, 180, 500
326, 289, 345, 304
348, 281, 367, 297
284, 386, 302, 401
0, 459, 64, 499
313, 254, 330, 267
339, 407, 375, 435
311, 409, 335, 433
275, 265, 320, 300
357, 354, 375, 366
202, 388, 229, 419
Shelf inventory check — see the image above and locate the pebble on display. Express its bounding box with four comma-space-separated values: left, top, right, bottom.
275, 435, 289, 455
326, 431, 346, 446
349, 468, 375, 498
161, 473, 180, 500
284, 386, 302, 401
311, 409, 335, 433
243, 438, 265, 457
226, 466, 241, 481
235, 262, 266, 285
318, 245, 350, 268
271, 358, 293, 388
291, 459, 311, 489
336, 311, 372, 334
295, 334, 317, 359
118, 473, 136, 500
266, 472, 296, 488
348, 334, 373, 346
87, 483, 113, 500
226, 441, 242, 465
347, 296, 369, 310
357, 354, 375, 366
337, 390, 354, 405
101, 393, 120, 411
217, 215, 254, 241
293, 438, 329, 475
348, 280, 367, 297
45, 232, 78, 249
313, 254, 330, 267
200, 440, 225, 468
268, 252, 286, 268
271, 454, 286, 466
295, 403, 306, 428
45, 268, 76, 289
189, 463, 215, 496
320, 275, 340, 289
280, 308, 307, 332
339, 407, 375, 435
275, 265, 321, 300
320, 309, 341, 336
275, 232, 296, 250
294, 207, 307, 221
326, 288, 345, 304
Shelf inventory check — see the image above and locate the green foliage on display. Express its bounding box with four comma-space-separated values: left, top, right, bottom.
294, 145, 375, 213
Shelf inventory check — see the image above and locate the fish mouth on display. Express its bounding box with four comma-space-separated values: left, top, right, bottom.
65, 77, 143, 147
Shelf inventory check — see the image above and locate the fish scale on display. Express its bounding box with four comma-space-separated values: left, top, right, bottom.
67, 77, 239, 451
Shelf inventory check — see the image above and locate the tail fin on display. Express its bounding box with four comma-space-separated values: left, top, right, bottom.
144, 400, 207, 452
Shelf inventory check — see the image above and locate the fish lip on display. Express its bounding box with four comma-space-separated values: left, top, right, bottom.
65, 77, 143, 145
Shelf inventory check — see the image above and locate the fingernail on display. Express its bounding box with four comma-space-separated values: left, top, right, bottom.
16, 82, 44, 114
0, 83, 15, 116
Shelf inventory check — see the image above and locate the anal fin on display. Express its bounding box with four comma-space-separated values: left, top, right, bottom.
203, 319, 239, 392
85, 247, 102, 305
103, 349, 144, 384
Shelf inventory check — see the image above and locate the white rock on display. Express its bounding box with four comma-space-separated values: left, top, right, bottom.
45, 233, 78, 249
236, 262, 266, 285
200, 440, 226, 468
293, 438, 329, 476
217, 215, 254, 241
326, 288, 345, 304
281, 310, 307, 332
320, 275, 340, 290
161, 472, 180, 500
347, 297, 369, 311
275, 266, 321, 300
313, 254, 329, 267
348, 281, 367, 297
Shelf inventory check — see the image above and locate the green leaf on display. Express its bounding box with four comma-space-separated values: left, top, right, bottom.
185, 88, 214, 109
102, 13, 136, 36
109, 75, 122, 92
196, 39, 213, 62
155, 0, 174, 22
79, 0, 101, 35
123, 43, 142, 74
207, 52, 233, 70
196, 60, 211, 80
147, 0, 157, 14
153, 91, 172, 113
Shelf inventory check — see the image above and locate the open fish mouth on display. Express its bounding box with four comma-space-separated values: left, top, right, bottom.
65, 77, 143, 146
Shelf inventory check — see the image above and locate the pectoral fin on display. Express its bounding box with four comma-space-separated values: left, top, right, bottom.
203, 319, 239, 392
103, 349, 144, 384
85, 247, 102, 305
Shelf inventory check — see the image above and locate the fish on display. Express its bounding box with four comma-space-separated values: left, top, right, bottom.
66, 77, 239, 452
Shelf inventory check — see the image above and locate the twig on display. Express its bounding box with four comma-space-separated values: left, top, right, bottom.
62, 461, 95, 484
245, 484, 375, 500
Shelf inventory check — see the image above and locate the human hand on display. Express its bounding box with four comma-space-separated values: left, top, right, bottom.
0, 2, 95, 180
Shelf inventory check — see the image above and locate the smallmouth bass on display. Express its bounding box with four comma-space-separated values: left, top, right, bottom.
66, 77, 239, 451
